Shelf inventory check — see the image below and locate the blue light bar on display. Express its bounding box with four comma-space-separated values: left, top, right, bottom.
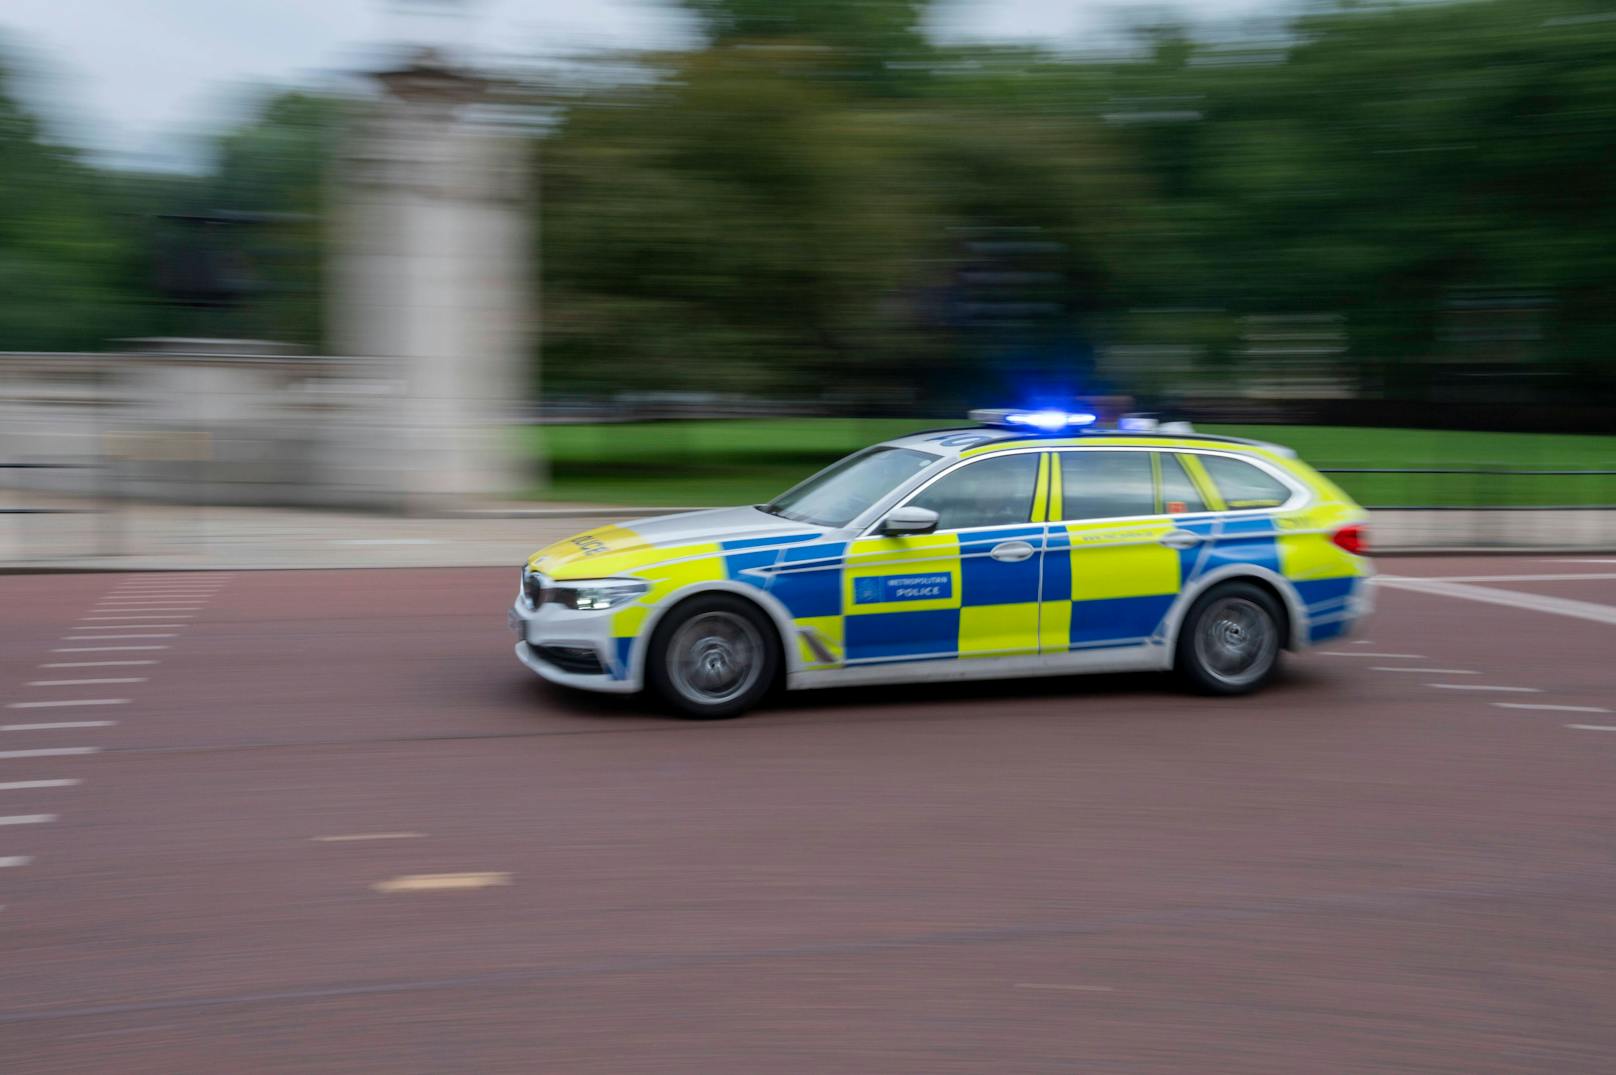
968, 408, 1099, 433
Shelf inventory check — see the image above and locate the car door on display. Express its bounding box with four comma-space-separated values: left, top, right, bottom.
839, 450, 1047, 666
1042, 449, 1211, 652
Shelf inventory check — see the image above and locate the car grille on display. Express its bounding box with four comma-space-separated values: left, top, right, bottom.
534, 645, 605, 675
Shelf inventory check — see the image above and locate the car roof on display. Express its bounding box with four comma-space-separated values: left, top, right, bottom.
879, 426, 1296, 463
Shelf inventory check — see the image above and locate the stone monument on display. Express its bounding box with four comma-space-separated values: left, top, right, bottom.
330, 47, 534, 511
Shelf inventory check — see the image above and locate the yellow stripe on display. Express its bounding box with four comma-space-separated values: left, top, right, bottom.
1048, 453, 1063, 522
1031, 453, 1051, 522
1178, 453, 1226, 511
1149, 452, 1164, 514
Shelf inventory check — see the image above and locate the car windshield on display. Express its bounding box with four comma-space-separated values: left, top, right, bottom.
763, 446, 940, 528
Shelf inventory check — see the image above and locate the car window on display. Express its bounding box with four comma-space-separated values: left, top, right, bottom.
1058, 451, 1155, 521
1160, 454, 1208, 515
1200, 455, 1293, 509
766, 446, 940, 527
907, 453, 1039, 531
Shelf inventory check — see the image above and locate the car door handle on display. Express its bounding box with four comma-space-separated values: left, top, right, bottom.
1159, 530, 1204, 550
989, 540, 1036, 563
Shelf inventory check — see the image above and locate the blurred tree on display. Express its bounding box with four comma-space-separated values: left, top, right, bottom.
0, 55, 143, 350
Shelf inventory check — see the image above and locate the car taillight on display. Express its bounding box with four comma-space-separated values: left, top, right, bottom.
1331, 524, 1368, 555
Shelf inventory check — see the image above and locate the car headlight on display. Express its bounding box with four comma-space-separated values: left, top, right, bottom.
550, 578, 650, 611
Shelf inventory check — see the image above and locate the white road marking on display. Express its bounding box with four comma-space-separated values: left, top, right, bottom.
42, 660, 157, 668
2, 722, 117, 731
1493, 702, 1610, 713
1397, 572, 1616, 583
0, 815, 56, 826
312, 832, 427, 842
1376, 576, 1616, 626
1548, 558, 1616, 564
0, 780, 80, 790
0, 748, 99, 759
52, 646, 169, 653
1567, 724, 1616, 732
7, 699, 128, 709
372, 872, 511, 893
27, 678, 147, 686
68, 624, 183, 631
1319, 652, 1426, 659
0, 857, 32, 868
1370, 666, 1477, 674
63, 634, 177, 641
81, 614, 195, 620
1426, 683, 1541, 693
1013, 983, 1115, 992
1351, 640, 1374, 645
91, 598, 203, 607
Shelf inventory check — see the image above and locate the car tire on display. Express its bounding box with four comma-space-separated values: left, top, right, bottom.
646, 594, 781, 719
1175, 581, 1284, 696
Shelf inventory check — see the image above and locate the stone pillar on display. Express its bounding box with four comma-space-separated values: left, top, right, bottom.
331, 49, 533, 511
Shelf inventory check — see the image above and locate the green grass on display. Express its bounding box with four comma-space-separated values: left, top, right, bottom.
525, 419, 1616, 508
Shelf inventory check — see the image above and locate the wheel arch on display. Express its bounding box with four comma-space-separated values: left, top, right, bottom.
1162, 564, 1304, 654
629, 580, 799, 690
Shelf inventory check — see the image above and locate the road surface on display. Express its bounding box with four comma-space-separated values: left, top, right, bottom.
2, 557, 1614, 1073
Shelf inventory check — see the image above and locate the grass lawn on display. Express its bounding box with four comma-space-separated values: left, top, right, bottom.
525, 419, 1616, 508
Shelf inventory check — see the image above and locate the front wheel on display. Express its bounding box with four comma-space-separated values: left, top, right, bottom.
646, 595, 780, 719
1175, 581, 1283, 695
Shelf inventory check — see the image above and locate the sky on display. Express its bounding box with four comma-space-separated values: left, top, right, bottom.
0, 0, 1279, 171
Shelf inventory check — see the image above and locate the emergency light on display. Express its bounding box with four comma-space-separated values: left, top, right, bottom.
968, 408, 1098, 433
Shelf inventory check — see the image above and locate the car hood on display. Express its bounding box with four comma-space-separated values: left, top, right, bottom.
527, 506, 830, 581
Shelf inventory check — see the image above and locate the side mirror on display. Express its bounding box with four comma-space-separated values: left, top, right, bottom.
879, 505, 939, 535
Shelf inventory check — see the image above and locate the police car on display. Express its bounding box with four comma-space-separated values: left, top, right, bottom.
511, 410, 1372, 718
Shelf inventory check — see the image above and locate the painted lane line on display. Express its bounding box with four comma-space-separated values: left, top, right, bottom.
0, 857, 32, 868
1567, 724, 1616, 732
1426, 683, 1541, 693
27, 678, 147, 686
42, 660, 157, 668
51, 646, 169, 653
1548, 558, 1616, 564
1494, 702, 1610, 713
312, 833, 427, 842
1013, 983, 1115, 993
91, 598, 203, 607
81, 615, 195, 621
1398, 572, 1616, 583
1319, 652, 1427, 659
84, 610, 197, 616
94, 597, 207, 603
84, 610, 200, 616
0, 815, 56, 826
3, 722, 117, 731
1376, 576, 1616, 626
0, 748, 99, 759
68, 624, 184, 630
0, 780, 80, 791
1371, 666, 1478, 674
63, 634, 177, 641
7, 699, 128, 710
372, 872, 511, 893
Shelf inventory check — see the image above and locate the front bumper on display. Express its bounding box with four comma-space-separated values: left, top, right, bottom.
509, 598, 639, 693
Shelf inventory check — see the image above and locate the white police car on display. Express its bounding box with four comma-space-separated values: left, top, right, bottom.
511, 411, 1372, 717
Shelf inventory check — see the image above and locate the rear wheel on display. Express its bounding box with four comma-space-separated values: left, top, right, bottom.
1175, 581, 1283, 695
647, 595, 780, 719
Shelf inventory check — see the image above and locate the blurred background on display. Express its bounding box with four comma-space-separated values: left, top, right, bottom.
2, 0, 1615, 551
